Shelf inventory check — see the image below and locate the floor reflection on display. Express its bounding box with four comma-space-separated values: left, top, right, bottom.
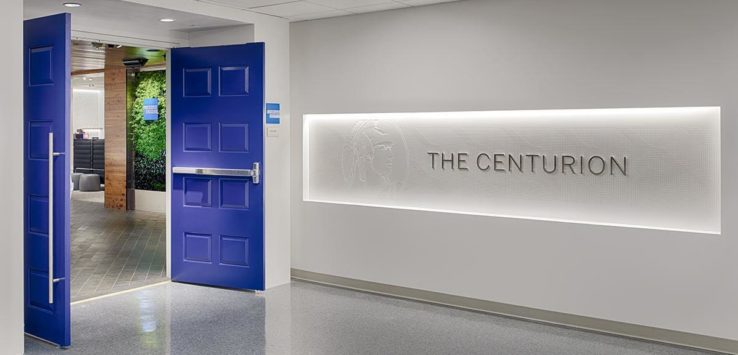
25, 281, 711, 355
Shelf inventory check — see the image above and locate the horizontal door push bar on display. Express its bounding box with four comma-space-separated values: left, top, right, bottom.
172, 163, 260, 184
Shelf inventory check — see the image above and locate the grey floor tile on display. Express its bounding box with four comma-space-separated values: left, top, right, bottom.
69, 199, 167, 302
24, 281, 719, 355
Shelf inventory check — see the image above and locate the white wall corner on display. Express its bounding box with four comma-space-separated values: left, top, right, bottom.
255, 21, 292, 289
1, 0, 26, 353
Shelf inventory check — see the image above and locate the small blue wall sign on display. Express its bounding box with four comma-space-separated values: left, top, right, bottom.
266, 103, 280, 125
143, 98, 159, 121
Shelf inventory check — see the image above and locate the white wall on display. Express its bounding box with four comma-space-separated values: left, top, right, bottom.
134, 190, 166, 213
0, 0, 25, 353
255, 19, 292, 290
291, 0, 738, 342
188, 24, 254, 46
72, 89, 104, 136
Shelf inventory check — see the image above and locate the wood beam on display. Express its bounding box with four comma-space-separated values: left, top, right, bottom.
104, 65, 128, 210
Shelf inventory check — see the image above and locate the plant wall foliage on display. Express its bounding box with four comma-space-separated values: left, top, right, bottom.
130, 71, 166, 191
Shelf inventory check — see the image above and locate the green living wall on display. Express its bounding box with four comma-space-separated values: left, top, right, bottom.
130, 71, 166, 191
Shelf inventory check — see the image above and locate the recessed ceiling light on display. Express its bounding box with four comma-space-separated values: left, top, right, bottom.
159, 18, 175, 23
63, 2, 81, 7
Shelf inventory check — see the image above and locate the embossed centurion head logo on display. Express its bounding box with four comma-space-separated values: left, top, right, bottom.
341, 119, 408, 190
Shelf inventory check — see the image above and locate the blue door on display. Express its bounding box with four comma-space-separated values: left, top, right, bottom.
24, 13, 71, 347
171, 43, 265, 290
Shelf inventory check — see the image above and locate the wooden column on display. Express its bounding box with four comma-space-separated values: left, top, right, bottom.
104, 48, 127, 210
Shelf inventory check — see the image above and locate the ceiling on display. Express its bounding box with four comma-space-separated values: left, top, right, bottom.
72, 40, 106, 71
72, 40, 167, 72
24, 0, 244, 32
199, 0, 459, 21
72, 73, 104, 91
26, 0, 460, 42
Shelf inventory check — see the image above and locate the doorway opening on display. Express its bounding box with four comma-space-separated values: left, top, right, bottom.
70, 40, 168, 301
23, 0, 262, 348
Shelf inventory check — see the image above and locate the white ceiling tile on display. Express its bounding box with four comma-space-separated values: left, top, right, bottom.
307, 0, 389, 10
204, 0, 461, 21
397, 0, 457, 6
251, 1, 335, 17
290, 9, 352, 21
196, 0, 295, 9
345, 2, 408, 14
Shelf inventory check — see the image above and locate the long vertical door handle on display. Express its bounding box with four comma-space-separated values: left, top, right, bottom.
48, 132, 54, 304
48, 132, 63, 304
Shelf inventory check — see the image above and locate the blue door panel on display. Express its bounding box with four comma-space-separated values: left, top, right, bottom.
24, 13, 71, 347
171, 43, 265, 291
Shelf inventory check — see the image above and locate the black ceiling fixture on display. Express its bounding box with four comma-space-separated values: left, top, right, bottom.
122, 57, 148, 70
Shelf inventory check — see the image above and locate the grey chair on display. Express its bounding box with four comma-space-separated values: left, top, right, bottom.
79, 174, 101, 192
71, 173, 82, 191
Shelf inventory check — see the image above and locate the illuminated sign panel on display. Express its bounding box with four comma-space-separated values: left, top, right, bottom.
143, 98, 159, 121
303, 107, 721, 234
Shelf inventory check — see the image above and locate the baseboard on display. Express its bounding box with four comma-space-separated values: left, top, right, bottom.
291, 269, 736, 354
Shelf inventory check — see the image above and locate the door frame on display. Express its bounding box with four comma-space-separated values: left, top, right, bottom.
19, 2, 291, 350
67, 40, 256, 286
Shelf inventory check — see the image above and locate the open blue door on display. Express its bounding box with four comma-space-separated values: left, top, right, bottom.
24, 13, 71, 347
171, 43, 265, 290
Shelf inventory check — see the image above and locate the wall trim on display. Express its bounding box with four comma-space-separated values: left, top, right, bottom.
291, 269, 736, 354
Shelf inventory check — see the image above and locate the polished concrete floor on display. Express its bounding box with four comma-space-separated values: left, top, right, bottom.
71, 198, 166, 301
25, 280, 714, 355
70, 190, 104, 204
